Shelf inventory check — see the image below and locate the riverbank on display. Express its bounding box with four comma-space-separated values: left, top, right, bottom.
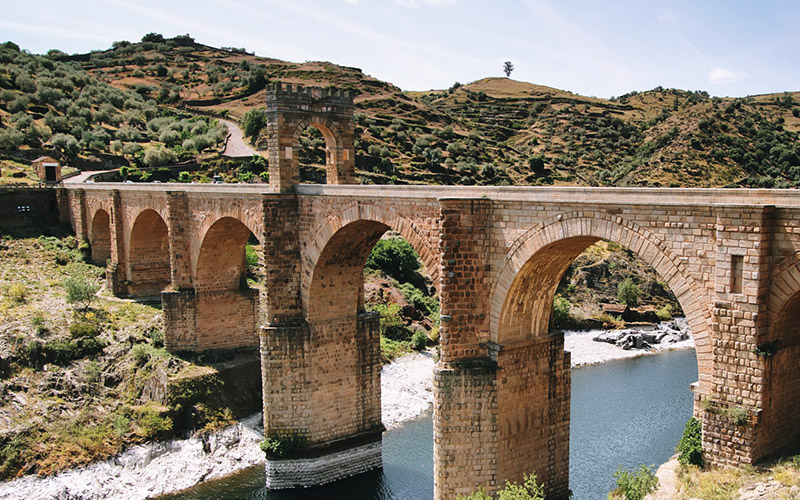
0, 352, 438, 500
565, 319, 694, 367
644, 454, 800, 500
0, 325, 694, 500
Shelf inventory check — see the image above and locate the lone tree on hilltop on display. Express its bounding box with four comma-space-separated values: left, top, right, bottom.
503, 61, 514, 78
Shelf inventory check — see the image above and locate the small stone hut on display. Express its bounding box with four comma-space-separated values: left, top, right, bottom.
32, 156, 62, 183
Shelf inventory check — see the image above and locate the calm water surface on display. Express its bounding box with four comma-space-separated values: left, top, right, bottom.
165, 348, 697, 500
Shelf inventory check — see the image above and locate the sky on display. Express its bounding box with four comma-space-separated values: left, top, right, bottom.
2, 0, 799, 98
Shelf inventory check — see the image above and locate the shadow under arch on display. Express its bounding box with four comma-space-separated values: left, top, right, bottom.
127, 208, 170, 298
303, 202, 439, 317
490, 213, 713, 390
760, 253, 800, 460
89, 208, 111, 265
192, 216, 261, 350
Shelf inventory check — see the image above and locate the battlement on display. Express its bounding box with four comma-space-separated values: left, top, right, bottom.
266, 83, 354, 103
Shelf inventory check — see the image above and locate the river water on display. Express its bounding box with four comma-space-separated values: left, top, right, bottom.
165, 348, 697, 500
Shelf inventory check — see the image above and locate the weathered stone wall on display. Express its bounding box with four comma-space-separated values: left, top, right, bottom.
0, 188, 61, 229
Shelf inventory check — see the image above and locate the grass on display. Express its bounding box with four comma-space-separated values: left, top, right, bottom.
676, 456, 800, 500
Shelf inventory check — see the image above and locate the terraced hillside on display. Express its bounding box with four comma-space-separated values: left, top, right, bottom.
1, 34, 798, 187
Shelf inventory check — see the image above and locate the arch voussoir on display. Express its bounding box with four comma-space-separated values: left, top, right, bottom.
490, 214, 712, 381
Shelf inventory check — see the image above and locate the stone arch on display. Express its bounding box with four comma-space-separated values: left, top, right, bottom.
193, 210, 262, 274
293, 117, 344, 184
303, 202, 439, 316
195, 217, 258, 294
767, 252, 800, 328
127, 209, 170, 298
760, 253, 800, 458
490, 213, 713, 390
190, 216, 260, 350
89, 208, 111, 265
266, 84, 355, 190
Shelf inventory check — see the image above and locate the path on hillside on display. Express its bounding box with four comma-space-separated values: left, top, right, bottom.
220, 119, 260, 158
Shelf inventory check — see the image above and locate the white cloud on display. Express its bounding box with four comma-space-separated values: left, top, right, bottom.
657, 11, 675, 23
394, 0, 457, 7
708, 67, 749, 85
342, 0, 362, 4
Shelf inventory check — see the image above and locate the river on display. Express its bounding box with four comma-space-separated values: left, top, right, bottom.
164, 348, 697, 500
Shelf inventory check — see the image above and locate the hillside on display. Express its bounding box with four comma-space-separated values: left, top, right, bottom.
1, 34, 799, 188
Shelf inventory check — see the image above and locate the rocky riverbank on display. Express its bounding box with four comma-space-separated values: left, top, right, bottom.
0, 323, 694, 500
565, 318, 694, 367
0, 352, 437, 500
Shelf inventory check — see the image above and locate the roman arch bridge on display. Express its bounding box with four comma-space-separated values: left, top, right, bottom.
58, 86, 800, 499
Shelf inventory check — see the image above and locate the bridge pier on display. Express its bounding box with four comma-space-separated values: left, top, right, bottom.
260, 313, 383, 488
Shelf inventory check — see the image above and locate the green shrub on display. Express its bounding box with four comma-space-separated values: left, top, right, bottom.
245, 243, 259, 269
457, 472, 545, 500
398, 282, 438, 318
259, 434, 305, 458
676, 417, 703, 466
63, 275, 100, 311
83, 361, 101, 384
380, 335, 409, 363
729, 406, 749, 426
370, 302, 412, 341
411, 329, 428, 350
69, 321, 99, 339
31, 311, 47, 335
242, 108, 267, 139
135, 406, 172, 438
612, 464, 658, 500
7, 282, 28, 304
617, 278, 641, 307
39, 336, 106, 366
112, 413, 130, 437
553, 295, 572, 328
0, 434, 28, 480
366, 237, 423, 285
656, 304, 673, 321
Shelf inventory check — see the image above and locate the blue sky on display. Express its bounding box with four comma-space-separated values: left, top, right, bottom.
2, 0, 798, 98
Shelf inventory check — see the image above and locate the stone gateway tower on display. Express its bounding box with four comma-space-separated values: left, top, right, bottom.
265, 83, 355, 190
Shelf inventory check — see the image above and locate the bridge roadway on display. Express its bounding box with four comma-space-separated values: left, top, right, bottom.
61, 182, 800, 499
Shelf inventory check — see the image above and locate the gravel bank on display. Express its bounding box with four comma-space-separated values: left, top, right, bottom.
0, 326, 693, 499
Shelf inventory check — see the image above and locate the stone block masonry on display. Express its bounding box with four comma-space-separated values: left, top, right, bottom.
56, 115, 800, 500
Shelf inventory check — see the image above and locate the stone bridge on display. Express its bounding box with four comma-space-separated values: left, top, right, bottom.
62, 181, 800, 499
52, 83, 800, 499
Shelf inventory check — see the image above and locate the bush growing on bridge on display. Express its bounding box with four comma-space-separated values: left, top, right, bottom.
677, 417, 704, 467
457, 472, 545, 499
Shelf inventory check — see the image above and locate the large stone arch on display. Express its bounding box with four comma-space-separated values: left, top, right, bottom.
490, 212, 713, 390
266, 84, 354, 190
190, 216, 260, 350
195, 216, 257, 294
127, 208, 170, 298
760, 253, 800, 459
303, 202, 439, 316
193, 212, 262, 285
89, 208, 111, 265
